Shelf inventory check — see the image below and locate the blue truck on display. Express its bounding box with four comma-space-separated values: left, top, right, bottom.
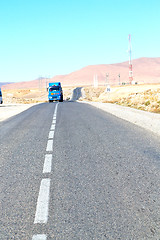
0, 88, 3, 104
48, 82, 63, 102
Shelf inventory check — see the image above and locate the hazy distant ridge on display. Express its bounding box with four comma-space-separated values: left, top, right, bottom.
2, 57, 160, 89
0, 82, 14, 88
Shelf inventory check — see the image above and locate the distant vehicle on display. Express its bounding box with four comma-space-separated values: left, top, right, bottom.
48, 82, 63, 102
0, 88, 3, 104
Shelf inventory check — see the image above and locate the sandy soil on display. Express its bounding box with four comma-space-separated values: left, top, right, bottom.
0, 104, 37, 122
1, 87, 73, 104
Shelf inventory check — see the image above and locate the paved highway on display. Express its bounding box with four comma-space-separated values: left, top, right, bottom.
0, 100, 160, 239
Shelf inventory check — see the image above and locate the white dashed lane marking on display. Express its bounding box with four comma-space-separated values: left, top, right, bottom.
32, 103, 59, 239
34, 178, 51, 224
46, 139, 53, 152
48, 130, 54, 139
32, 234, 47, 240
50, 124, 55, 131
43, 154, 52, 173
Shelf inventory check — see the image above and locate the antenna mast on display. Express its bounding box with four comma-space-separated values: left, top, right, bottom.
128, 34, 133, 84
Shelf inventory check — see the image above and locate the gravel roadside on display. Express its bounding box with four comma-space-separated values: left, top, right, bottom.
0, 104, 38, 122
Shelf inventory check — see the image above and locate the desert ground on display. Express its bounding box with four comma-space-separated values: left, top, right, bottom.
1, 87, 73, 104
1, 84, 160, 114
81, 84, 160, 113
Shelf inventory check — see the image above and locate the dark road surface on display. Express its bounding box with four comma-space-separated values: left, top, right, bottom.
0, 100, 160, 239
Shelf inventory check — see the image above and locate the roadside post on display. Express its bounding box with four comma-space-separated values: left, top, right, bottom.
105, 84, 111, 101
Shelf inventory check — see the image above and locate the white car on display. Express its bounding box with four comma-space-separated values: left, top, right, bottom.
0, 88, 3, 104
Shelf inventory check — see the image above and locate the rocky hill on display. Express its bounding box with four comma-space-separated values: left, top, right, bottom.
2, 57, 160, 89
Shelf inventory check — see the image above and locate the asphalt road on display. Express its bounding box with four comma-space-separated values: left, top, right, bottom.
0, 100, 160, 240
71, 87, 82, 101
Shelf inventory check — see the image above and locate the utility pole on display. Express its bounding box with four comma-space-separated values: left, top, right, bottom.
106, 73, 109, 86
94, 74, 98, 88
118, 73, 120, 85
45, 76, 49, 92
39, 77, 40, 91
105, 73, 110, 93
128, 34, 133, 84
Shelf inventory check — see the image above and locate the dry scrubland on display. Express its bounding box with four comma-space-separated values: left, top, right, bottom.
2, 84, 160, 114
82, 84, 160, 113
2, 87, 73, 104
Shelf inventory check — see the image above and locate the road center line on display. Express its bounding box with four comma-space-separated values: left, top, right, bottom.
34, 178, 51, 224
46, 139, 53, 152
32, 103, 58, 239
54, 103, 58, 114
43, 154, 52, 173
32, 234, 47, 240
50, 124, 55, 130
48, 130, 54, 139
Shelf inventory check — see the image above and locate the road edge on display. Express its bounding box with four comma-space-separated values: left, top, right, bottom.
79, 101, 160, 136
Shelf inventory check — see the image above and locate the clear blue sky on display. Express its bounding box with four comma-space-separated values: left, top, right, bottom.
0, 0, 159, 82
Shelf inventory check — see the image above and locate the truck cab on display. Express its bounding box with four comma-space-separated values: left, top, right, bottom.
48, 82, 63, 102
0, 88, 3, 104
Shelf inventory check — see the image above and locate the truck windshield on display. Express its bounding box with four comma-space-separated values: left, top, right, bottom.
49, 86, 60, 91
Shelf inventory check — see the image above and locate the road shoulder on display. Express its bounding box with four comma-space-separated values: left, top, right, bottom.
80, 101, 160, 136
0, 104, 38, 122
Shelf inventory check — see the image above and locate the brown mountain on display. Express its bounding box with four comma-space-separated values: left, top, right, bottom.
0, 82, 14, 88
2, 57, 160, 89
